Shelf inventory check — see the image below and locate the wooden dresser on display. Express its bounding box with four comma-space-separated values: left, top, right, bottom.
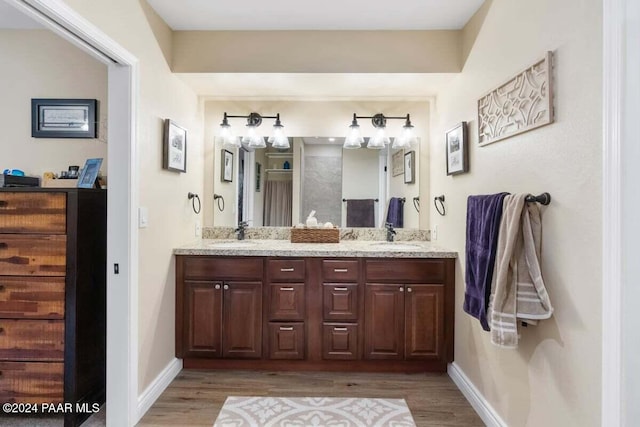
0, 188, 106, 426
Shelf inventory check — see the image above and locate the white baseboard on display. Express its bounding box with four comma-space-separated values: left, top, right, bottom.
136, 357, 183, 423
448, 362, 507, 427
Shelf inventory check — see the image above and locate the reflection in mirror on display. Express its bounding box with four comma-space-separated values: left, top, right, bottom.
227, 137, 420, 229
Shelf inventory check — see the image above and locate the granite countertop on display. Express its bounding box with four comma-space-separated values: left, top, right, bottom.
174, 239, 457, 258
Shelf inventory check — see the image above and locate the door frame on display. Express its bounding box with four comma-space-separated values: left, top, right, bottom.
6, 1, 139, 425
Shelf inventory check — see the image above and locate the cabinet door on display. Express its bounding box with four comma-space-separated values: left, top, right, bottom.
364, 284, 404, 360
223, 282, 262, 358
405, 285, 445, 359
184, 281, 222, 358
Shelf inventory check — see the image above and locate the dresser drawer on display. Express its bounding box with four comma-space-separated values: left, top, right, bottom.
322, 260, 359, 282
0, 235, 66, 276
0, 320, 64, 361
267, 259, 305, 281
0, 361, 63, 404
181, 257, 263, 280
365, 259, 445, 283
0, 192, 66, 234
267, 322, 305, 360
268, 283, 305, 321
323, 284, 359, 321
0, 277, 65, 319
322, 323, 358, 360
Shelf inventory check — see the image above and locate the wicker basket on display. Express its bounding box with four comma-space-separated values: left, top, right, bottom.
290, 227, 340, 243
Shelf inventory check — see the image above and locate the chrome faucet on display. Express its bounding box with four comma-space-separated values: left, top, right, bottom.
385, 222, 397, 242
235, 221, 249, 240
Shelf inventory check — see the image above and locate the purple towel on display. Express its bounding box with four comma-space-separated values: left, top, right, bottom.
385, 197, 404, 228
463, 193, 508, 331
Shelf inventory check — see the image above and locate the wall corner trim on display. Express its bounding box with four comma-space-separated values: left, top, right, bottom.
447, 362, 507, 427
136, 358, 183, 423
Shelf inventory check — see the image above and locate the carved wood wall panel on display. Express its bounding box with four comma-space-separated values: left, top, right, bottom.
478, 51, 554, 146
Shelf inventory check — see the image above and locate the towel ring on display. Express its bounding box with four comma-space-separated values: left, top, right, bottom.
434, 195, 446, 216
213, 193, 225, 211
188, 192, 201, 214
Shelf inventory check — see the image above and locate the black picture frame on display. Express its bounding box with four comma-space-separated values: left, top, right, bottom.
163, 119, 187, 173
446, 121, 469, 175
255, 162, 262, 192
221, 149, 234, 182
404, 151, 415, 184
31, 98, 98, 138
77, 158, 103, 188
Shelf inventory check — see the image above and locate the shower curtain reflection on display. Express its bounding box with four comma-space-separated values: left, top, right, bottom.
263, 179, 292, 226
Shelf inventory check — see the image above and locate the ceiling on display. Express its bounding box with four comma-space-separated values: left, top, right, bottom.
146, 0, 484, 31
0, 2, 42, 29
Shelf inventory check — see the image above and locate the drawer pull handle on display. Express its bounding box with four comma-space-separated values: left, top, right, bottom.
280, 287, 294, 291
223, 284, 229, 290
280, 268, 295, 272
279, 326, 294, 331
333, 268, 349, 273
333, 327, 348, 331
334, 287, 348, 291
0, 201, 7, 208
215, 284, 221, 290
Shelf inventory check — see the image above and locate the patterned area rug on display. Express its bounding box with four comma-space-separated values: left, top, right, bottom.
213, 396, 416, 427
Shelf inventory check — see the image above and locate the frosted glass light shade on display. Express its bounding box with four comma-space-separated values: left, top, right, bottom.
219, 124, 240, 148
243, 125, 266, 148
367, 128, 389, 149
392, 124, 418, 149
344, 124, 364, 149
268, 124, 290, 149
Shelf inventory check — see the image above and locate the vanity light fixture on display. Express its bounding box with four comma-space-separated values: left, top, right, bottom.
218, 112, 289, 149
344, 113, 417, 150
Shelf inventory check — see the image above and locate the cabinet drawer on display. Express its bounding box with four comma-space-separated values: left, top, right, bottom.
182, 257, 263, 280
0, 361, 63, 404
322, 323, 358, 360
269, 283, 305, 321
0, 320, 64, 361
323, 284, 359, 321
267, 259, 305, 281
0, 277, 65, 319
0, 193, 66, 234
268, 322, 305, 360
322, 260, 359, 282
0, 235, 66, 276
365, 259, 445, 283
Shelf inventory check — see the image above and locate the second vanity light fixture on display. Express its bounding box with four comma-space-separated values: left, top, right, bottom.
344, 113, 418, 150
218, 112, 289, 149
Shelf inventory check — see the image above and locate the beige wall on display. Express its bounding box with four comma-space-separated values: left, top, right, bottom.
173, 31, 461, 73
0, 30, 107, 177
430, 0, 602, 425
205, 100, 430, 230
62, 0, 204, 393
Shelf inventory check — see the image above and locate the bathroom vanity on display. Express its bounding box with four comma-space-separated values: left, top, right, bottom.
174, 239, 456, 372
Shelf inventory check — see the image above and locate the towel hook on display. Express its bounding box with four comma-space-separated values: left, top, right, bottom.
434, 195, 446, 216
213, 193, 225, 211
188, 192, 201, 214
412, 196, 420, 213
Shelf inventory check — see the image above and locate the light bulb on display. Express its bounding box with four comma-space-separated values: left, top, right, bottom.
367, 128, 389, 149
344, 124, 364, 149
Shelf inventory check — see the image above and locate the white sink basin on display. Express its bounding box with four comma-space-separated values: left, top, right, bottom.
369, 242, 422, 250
207, 240, 257, 249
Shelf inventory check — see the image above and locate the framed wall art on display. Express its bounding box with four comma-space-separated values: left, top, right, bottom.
391, 149, 404, 176
446, 121, 469, 175
163, 119, 187, 173
404, 151, 415, 184
221, 149, 234, 182
31, 98, 98, 138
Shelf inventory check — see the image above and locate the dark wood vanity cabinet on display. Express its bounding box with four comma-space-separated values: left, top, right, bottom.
176, 255, 454, 372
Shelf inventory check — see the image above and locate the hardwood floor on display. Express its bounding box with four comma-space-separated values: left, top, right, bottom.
136, 370, 482, 427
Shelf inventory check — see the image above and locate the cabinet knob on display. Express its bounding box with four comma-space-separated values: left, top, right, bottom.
215, 284, 221, 290
399, 287, 404, 292
223, 284, 229, 290
407, 287, 412, 293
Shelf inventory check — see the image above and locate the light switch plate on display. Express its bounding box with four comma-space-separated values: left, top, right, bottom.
138, 207, 149, 228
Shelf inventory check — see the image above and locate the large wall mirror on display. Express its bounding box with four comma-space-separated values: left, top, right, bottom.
214, 137, 421, 229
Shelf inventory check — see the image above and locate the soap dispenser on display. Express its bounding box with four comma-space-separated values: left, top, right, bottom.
283, 160, 291, 170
